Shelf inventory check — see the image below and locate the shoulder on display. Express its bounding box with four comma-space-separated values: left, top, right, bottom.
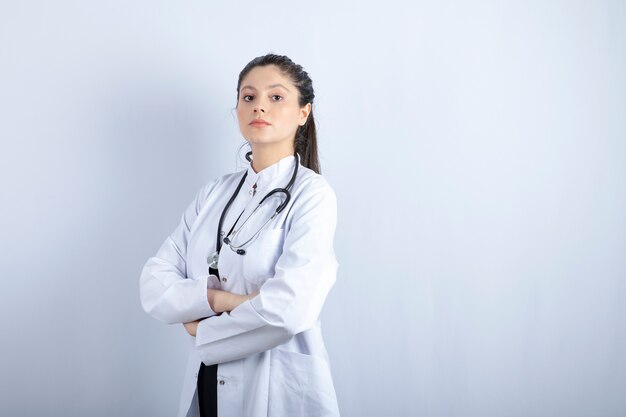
292, 165, 337, 202
285, 165, 337, 226
193, 169, 246, 212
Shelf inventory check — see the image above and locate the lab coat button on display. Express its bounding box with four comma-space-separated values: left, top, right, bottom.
222, 276, 227, 283
195, 372, 198, 379
219, 379, 225, 385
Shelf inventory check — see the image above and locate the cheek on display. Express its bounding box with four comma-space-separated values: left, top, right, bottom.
236, 107, 246, 124
277, 106, 300, 124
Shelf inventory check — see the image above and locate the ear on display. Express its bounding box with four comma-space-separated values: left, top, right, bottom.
298, 103, 312, 126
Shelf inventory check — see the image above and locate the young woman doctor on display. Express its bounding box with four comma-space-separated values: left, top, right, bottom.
140, 54, 340, 417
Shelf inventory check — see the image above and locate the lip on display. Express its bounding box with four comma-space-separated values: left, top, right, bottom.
249, 119, 271, 126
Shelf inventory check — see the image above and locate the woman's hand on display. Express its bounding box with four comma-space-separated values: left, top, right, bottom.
208, 289, 260, 313
183, 320, 200, 337
183, 290, 260, 337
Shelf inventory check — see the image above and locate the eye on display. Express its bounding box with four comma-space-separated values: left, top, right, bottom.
272, 95, 283, 101
242, 95, 254, 102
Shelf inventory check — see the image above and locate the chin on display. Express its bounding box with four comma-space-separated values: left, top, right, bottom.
246, 137, 278, 145
245, 138, 264, 145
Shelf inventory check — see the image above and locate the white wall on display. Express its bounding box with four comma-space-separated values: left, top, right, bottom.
1, 1, 625, 416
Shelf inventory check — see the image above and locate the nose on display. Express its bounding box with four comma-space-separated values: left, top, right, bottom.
254, 106, 265, 113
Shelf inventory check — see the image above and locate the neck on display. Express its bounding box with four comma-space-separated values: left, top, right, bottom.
250, 143, 294, 173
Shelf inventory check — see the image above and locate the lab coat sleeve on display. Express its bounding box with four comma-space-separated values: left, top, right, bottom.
139, 180, 219, 325
194, 178, 338, 365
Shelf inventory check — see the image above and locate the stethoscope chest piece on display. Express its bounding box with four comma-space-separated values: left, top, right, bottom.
206, 239, 246, 271
207, 250, 220, 269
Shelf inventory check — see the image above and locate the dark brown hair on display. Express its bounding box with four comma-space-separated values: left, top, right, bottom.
236, 53, 320, 174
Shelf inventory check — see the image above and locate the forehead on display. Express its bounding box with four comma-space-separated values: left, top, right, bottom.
240, 65, 294, 92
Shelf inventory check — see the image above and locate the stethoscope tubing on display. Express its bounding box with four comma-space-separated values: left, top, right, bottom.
216, 151, 299, 256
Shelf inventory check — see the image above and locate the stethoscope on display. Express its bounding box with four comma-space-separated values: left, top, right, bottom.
206, 151, 299, 271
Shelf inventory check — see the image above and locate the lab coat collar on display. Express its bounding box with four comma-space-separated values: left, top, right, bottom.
245, 154, 296, 190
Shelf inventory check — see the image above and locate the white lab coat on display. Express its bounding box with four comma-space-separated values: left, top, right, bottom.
140, 154, 340, 417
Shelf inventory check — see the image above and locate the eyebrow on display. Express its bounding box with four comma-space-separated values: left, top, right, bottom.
240, 83, 290, 92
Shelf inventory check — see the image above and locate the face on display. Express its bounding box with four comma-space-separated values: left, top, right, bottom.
237, 65, 311, 151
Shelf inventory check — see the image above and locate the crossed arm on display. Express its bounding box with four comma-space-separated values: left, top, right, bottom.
140, 178, 338, 365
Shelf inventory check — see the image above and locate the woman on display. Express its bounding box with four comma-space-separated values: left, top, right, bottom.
140, 53, 340, 417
